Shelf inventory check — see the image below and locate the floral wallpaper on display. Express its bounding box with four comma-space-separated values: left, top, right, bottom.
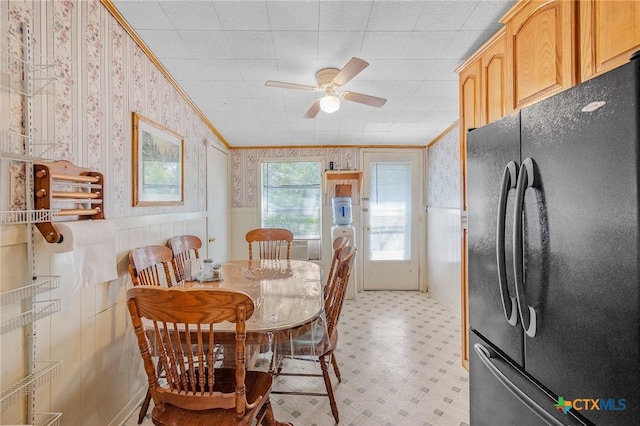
428, 125, 461, 209
3, 0, 220, 215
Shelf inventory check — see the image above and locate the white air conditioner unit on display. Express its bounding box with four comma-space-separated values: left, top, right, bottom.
290, 240, 308, 260
289, 239, 322, 261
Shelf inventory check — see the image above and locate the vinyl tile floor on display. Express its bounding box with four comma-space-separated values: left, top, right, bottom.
123, 291, 470, 426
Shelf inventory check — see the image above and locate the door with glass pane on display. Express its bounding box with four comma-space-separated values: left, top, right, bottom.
362, 151, 421, 290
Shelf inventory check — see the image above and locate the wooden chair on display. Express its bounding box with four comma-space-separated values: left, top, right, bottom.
127, 286, 288, 426
323, 236, 349, 302
246, 228, 293, 260
128, 245, 175, 287
272, 246, 356, 424
168, 235, 202, 282
128, 245, 179, 423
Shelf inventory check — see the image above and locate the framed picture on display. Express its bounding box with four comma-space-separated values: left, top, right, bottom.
132, 112, 184, 206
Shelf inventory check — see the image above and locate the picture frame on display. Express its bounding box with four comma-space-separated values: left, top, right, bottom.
132, 112, 184, 206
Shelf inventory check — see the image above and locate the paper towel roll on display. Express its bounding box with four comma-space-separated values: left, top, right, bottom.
48, 220, 118, 289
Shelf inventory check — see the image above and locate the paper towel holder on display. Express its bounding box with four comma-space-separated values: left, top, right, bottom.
34, 160, 105, 243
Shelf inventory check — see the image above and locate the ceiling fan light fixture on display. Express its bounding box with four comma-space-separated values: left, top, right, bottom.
319, 94, 340, 113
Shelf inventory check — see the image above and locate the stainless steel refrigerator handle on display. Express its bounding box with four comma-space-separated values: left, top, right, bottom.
513, 157, 538, 338
497, 161, 519, 326
474, 343, 564, 426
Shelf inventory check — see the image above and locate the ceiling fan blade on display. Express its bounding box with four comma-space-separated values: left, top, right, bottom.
303, 100, 321, 119
342, 91, 387, 108
265, 80, 317, 92
333, 57, 369, 86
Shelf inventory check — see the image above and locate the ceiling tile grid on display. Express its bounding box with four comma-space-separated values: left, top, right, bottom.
112, 0, 515, 147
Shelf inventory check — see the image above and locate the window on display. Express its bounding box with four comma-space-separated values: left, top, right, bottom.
369, 162, 412, 260
261, 161, 321, 239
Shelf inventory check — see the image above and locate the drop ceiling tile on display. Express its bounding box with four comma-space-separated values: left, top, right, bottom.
267, 1, 320, 31
338, 119, 369, 132
317, 31, 365, 60
272, 31, 319, 60
197, 59, 242, 80
402, 31, 457, 59
262, 118, 289, 138
358, 59, 433, 81
112, 1, 171, 29
368, 108, 401, 122
236, 60, 279, 81
444, 30, 495, 59
209, 81, 251, 98
213, 1, 270, 31
179, 81, 218, 98
160, 1, 222, 31
379, 80, 422, 98
462, 1, 514, 31
360, 132, 391, 143
225, 31, 275, 60
178, 31, 233, 59
414, 80, 458, 98
196, 99, 228, 116
360, 32, 411, 60
427, 59, 464, 80
162, 59, 205, 81
284, 97, 317, 114
415, 1, 478, 31
273, 59, 325, 85
212, 98, 256, 112
136, 30, 190, 59
337, 131, 364, 141
367, 1, 425, 31
288, 121, 316, 132
394, 111, 427, 123
252, 97, 287, 112
404, 97, 442, 111
319, 1, 373, 31
389, 122, 418, 133
364, 121, 393, 132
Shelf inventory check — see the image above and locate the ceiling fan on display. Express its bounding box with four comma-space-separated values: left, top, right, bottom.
265, 57, 387, 118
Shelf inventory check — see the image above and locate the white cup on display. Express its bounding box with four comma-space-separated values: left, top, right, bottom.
202, 259, 214, 279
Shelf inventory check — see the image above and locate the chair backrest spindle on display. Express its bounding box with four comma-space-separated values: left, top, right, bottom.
128, 245, 175, 287
168, 235, 203, 281
245, 228, 294, 260
127, 287, 259, 417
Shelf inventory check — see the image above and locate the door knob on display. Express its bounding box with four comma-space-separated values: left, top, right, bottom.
208, 237, 216, 243
364, 226, 371, 231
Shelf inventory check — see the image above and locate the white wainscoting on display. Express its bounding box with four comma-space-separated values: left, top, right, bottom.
427, 207, 462, 317
1, 212, 207, 426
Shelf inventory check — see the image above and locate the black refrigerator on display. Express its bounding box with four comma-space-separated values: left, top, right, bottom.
467, 52, 640, 425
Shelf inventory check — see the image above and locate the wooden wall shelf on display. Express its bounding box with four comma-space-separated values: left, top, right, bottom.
324, 170, 363, 194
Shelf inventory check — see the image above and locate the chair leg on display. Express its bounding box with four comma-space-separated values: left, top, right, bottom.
320, 355, 339, 424
260, 399, 293, 426
137, 388, 151, 424
330, 353, 341, 383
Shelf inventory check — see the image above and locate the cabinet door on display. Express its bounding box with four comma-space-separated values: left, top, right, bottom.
481, 32, 506, 124
504, 0, 576, 113
579, 0, 640, 81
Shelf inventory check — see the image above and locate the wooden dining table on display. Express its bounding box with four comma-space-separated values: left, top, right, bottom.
184, 259, 325, 345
